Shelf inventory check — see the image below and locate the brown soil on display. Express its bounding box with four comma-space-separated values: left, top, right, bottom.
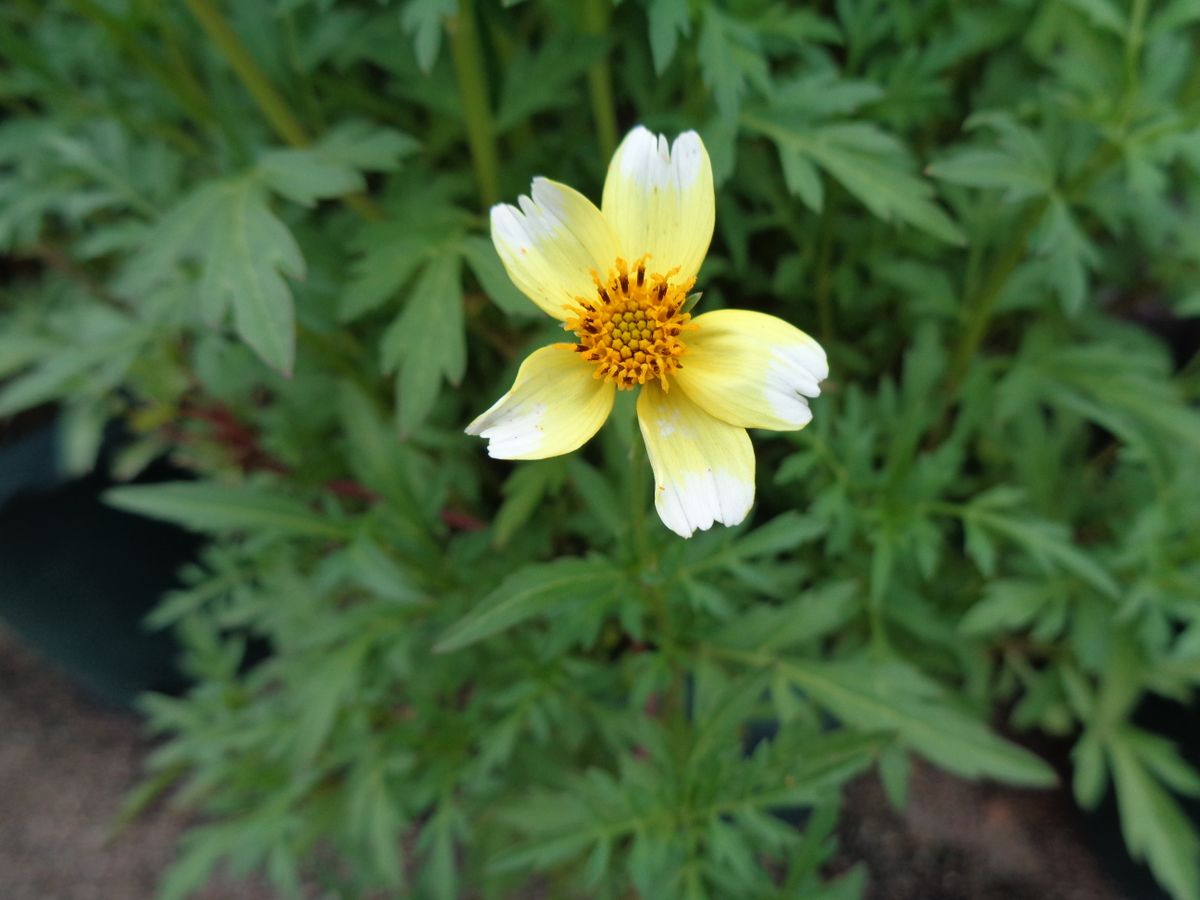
0, 625, 271, 900
835, 762, 1135, 900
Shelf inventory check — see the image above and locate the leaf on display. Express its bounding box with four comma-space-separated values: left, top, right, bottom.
698, 7, 768, 121
494, 35, 607, 132
959, 580, 1047, 636
380, 247, 466, 435
342, 535, 426, 604
116, 181, 226, 297
434, 558, 625, 653
1109, 730, 1200, 900
647, 0, 691, 74
200, 179, 305, 374
259, 147, 363, 207
779, 658, 1057, 786
493, 459, 567, 547
1062, 0, 1127, 35
927, 113, 1054, 203
964, 499, 1120, 599
778, 149, 824, 212
104, 482, 346, 538
715, 581, 859, 654
401, 0, 455, 73
1032, 197, 1098, 315
318, 120, 418, 171
341, 231, 430, 321
750, 118, 964, 244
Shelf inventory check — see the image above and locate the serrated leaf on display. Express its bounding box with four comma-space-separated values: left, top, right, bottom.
778, 148, 824, 212
750, 118, 964, 243
647, 0, 691, 74
434, 558, 625, 652
200, 179, 305, 374
318, 120, 418, 171
401, 0, 455, 73
698, 7, 767, 121
380, 248, 465, 435
341, 230, 430, 321
259, 147, 363, 207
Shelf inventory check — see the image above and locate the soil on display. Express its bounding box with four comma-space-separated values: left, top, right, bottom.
0, 625, 270, 900
834, 763, 1138, 900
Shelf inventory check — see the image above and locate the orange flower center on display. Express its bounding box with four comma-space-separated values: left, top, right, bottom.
565, 256, 697, 391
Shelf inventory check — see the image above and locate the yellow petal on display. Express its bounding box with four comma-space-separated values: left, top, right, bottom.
490, 177, 621, 320
674, 309, 828, 431
466, 344, 615, 460
637, 381, 754, 538
601, 127, 714, 284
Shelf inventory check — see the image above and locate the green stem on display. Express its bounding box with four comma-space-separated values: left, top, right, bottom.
185, 0, 309, 147
184, 0, 382, 221
582, 0, 619, 160
944, 142, 1122, 394
628, 421, 686, 747
943, 198, 1048, 391
449, 0, 500, 209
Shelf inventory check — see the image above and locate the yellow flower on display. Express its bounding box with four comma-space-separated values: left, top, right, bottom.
467, 126, 828, 538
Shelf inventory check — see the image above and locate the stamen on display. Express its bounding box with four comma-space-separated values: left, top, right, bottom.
566, 258, 697, 391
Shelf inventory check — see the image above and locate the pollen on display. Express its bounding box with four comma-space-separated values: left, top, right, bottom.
564, 256, 697, 391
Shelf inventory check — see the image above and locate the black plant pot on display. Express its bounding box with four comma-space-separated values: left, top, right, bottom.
0, 419, 198, 707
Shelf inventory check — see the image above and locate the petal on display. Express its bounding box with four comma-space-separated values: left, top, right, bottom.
602, 127, 714, 284
466, 344, 615, 460
674, 309, 828, 431
490, 178, 621, 320
636, 381, 755, 538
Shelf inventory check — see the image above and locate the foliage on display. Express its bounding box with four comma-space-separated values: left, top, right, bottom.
3, 0, 1200, 897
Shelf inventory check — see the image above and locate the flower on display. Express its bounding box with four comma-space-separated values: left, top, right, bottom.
466, 126, 828, 538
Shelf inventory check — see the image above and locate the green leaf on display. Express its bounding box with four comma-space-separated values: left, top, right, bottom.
778, 148, 824, 212
959, 580, 1047, 636
493, 459, 567, 547
434, 558, 625, 653
401, 0, 455, 73
1032, 198, 1098, 314
318, 120, 418, 171
341, 231, 430, 321
259, 147, 363, 207
749, 118, 964, 244
494, 35, 607, 132
698, 7, 768, 121
1110, 730, 1200, 900
647, 0, 691, 74
200, 179, 305, 375
380, 247, 466, 435
715, 581, 859, 654
116, 181, 226, 297
104, 482, 345, 538
779, 658, 1057, 786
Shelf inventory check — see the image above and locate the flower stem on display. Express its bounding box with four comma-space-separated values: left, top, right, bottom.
582, 0, 619, 160
627, 413, 687, 748
449, 0, 500, 209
